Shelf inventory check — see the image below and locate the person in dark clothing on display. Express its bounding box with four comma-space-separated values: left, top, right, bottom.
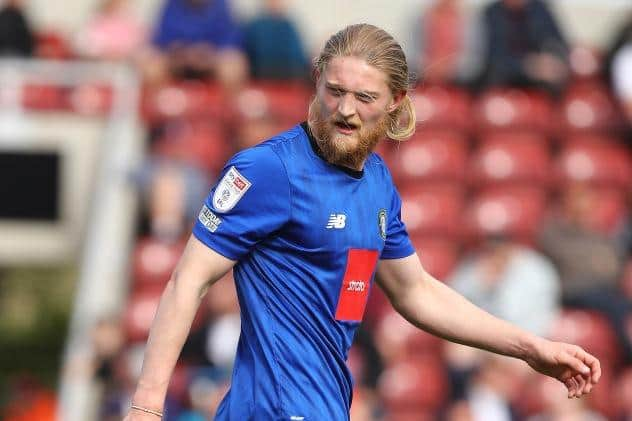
479, 0, 569, 95
141, 0, 247, 87
0, 0, 34, 57
243, 0, 309, 80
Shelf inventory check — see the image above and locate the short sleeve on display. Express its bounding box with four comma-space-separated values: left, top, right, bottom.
192, 145, 290, 261
380, 185, 415, 260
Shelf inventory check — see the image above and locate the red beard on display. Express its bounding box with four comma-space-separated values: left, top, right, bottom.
308, 97, 389, 170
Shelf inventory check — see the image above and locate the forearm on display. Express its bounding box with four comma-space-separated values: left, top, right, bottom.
391, 272, 541, 361
131, 276, 204, 409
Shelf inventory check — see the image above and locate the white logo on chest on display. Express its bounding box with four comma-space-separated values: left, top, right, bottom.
326, 214, 346, 229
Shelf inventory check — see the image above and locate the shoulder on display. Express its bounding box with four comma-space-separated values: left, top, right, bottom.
226, 125, 306, 180
228, 143, 285, 180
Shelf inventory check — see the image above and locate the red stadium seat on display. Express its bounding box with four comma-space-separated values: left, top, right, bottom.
375, 309, 443, 362
411, 85, 472, 131
469, 132, 551, 187
378, 354, 449, 413
557, 132, 625, 145
574, 187, 628, 234
474, 88, 554, 134
410, 236, 459, 280
21, 84, 68, 110
383, 410, 435, 421
124, 287, 162, 342
234, 82, 312, 124
123, 288, 208, 343
568, 46, 602, 80
141, 81, 227, 123
153, 118, 232, 174
132, 236, 185, 290
387, 130, 468, 184
587, 363, 617, 420
549, 309, 622, 369
555, 140, 632, 188
464, 186, 547, 243
35, 31, 73, 59
560, 81, 625, 134
68, 83, 113, 116
399, 183, 465, 238
614, 367, 632, 418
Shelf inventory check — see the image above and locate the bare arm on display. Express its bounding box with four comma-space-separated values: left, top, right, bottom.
377, 253, 601, 397
127, 235, 236, 417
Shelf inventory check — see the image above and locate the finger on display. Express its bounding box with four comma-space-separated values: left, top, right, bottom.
564, 379, 573, 398
574, 347, 602, 384
566, 377, 578, 398
585, 353, 601, 384
574, 373, 586, 397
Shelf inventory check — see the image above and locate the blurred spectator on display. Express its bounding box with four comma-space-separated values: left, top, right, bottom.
175, 368, 230, 420
181, 273, 240, 373
479, 0, 569, 95
243, 0, 309, 80
0, 0, 34, 57
417, 0, 480, 85
142, 0, 247, 89
234, 112, 283, 150
91, 316, 125, 385
607, 13, 632, 128
134, 159, 210, 240
449, 235, 560, 337
447, 355, 529, 421
539, 184, 632, 361
74, 0, 146, 61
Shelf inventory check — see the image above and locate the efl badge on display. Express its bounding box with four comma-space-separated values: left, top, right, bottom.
378, 209, 387, 240
212, 166, 252, 213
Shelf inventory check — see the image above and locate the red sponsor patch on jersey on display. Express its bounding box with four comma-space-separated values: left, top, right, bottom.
233, 177, 247, 191
335, 249, 379, 322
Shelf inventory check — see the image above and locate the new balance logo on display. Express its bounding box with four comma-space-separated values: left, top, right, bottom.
326, 214, 346, 229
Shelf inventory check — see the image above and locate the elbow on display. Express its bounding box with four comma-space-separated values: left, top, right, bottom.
167, 270, 208, 301
390, 273, 435, 316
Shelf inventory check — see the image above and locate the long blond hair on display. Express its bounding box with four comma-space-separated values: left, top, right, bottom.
311, 24, 416, 141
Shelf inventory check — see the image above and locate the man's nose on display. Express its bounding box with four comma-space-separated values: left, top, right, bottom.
337, 94, 356, 119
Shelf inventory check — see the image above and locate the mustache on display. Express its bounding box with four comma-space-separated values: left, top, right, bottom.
331, 117, 360, 129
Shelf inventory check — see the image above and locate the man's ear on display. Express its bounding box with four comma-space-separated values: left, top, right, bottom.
388, 90, 406, 113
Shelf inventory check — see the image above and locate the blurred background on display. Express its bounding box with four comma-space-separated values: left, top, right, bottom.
0, 0, 631, 420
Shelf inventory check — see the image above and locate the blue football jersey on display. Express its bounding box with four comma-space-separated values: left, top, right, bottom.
192, 123, 414, 420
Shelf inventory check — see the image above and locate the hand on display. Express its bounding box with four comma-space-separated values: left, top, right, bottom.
525, 339, 601, 398
524, 53, 568, 83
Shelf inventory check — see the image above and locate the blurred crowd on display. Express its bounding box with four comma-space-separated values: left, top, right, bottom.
1, 0, 632, 420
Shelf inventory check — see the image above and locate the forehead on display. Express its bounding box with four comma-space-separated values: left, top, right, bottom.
322, 56, 390, 94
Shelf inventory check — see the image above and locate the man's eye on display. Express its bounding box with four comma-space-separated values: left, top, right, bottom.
356, 94, 374, 103
328, 88, 344, 96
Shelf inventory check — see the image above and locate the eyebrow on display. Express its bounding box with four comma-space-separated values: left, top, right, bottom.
325, 82, 380, 99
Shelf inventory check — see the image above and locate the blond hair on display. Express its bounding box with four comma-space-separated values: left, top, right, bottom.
312, 24, 416, 141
